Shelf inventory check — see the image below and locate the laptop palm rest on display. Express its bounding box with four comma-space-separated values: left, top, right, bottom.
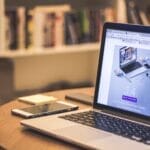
54, 124, 111, 142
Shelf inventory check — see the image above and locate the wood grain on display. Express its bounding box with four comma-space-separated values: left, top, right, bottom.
0, 87, 94, 150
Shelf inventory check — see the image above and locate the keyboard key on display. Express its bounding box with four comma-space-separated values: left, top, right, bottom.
131, 135, 142, 141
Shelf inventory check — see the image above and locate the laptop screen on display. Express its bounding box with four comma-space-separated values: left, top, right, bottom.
97, 26, 150, 117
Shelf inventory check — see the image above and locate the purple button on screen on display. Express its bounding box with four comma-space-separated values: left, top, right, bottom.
122, 95, 137, 103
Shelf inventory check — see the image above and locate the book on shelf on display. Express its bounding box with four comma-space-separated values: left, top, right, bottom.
5, 7, 27, 50
42, 13, 55, 47
65, 10, 81, 44
33, 9, 46, 49
88, 9, 101, 42
139, 11, 149, 26
126, 0, 143, 24
17, 7, 26, 49
116, 0, 128, 23
55, 11, 65, 46
5, 7, 18, 50
146, 6, 150, 24
80, 9, 91, 43
26, 9, 34, 49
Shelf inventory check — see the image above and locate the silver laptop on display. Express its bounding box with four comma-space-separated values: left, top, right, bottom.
21, 23, 150, 150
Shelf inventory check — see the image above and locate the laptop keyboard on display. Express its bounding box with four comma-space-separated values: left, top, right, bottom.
59, 111, 150, 145
122, 62, 142, 73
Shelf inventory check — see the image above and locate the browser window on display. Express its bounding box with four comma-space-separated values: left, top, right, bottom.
98, 29, 150, 116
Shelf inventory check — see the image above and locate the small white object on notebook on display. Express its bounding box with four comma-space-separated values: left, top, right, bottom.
18, 94, 57, 105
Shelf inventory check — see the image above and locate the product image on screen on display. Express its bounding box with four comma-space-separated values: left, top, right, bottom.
110, 46, 150, 116
117, 46, 149, 79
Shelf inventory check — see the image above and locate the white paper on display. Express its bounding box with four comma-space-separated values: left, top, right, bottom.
19, 94, 57, 104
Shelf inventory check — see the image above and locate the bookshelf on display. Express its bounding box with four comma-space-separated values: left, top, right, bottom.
0, 43, 100, 58
0, 0, 149, 55
0, 0, 118, 55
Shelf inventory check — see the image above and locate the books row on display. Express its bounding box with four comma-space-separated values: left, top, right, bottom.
126, 0, 150, 25
118, 0, 150, 25
5, 5, 115, 50
4, 1, 150, 51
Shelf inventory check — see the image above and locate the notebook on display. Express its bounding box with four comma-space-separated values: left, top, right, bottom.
18, 94, 57, 105
21, 23, 150, 150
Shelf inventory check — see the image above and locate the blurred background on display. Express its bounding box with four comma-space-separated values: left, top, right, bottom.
0, 0, 149, 104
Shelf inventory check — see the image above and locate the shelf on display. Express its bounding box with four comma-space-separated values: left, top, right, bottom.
0, 42, 100, 58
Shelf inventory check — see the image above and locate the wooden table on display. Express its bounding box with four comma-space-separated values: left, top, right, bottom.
0, 87, 94, 150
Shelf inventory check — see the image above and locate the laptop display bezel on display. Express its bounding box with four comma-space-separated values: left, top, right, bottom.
93, 22, 150, 120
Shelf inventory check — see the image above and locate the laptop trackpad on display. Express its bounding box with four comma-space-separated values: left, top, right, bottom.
54, 124, 111, 142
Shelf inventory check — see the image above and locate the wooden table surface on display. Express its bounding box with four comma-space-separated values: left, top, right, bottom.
0, 87, 94, 150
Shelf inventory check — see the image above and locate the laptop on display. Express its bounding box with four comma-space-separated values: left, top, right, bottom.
119, 46, 147, 78
21, 23, 150, 150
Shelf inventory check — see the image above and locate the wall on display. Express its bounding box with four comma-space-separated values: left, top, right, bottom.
13, 50, 99, 92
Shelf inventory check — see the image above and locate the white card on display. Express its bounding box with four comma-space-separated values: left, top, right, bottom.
18, 94, 57, 105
